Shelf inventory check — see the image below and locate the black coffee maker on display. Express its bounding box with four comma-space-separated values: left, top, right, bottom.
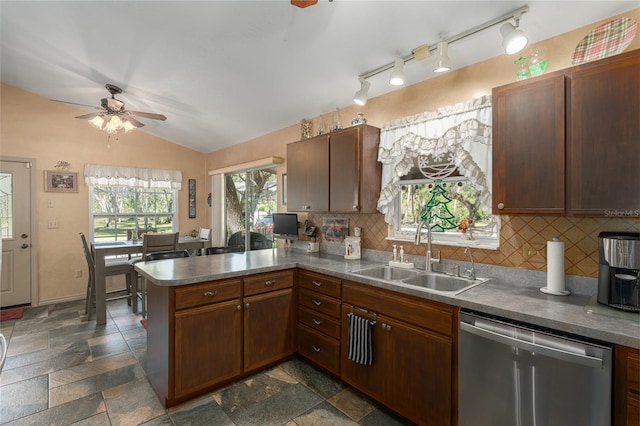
597, 232, 640, 311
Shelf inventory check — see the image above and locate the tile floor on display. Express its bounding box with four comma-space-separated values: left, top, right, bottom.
0, 299, 412, 425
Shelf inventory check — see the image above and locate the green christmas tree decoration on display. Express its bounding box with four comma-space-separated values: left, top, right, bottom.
420, 180, 457, 232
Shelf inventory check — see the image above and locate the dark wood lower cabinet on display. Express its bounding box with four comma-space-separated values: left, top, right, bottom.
615, 345, 640, 426
340, 281, 456, 426
174, 299, 242, 398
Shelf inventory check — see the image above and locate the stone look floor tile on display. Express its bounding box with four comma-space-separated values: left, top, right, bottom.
0, 299, 412, 425
327, 388, 377, 422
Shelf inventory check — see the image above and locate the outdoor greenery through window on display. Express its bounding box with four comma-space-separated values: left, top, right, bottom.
0, 173, 13, 239
90, 186, 176, 242
225, 166, 277, 250
394, 177, 498, 246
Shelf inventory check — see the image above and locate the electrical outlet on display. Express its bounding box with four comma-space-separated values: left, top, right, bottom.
74, 269, 83, 278
48, 220, 58, 229
523, 243, 546, 264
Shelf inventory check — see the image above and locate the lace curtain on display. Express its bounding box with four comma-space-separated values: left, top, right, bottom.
377, 96, 492, 226
84, 163, 182, 190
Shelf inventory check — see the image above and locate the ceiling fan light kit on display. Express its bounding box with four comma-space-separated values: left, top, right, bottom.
53, 84, 166, 135
352, 5, 529, 105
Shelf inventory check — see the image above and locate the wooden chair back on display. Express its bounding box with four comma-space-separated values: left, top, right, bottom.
142, 232, 180, 258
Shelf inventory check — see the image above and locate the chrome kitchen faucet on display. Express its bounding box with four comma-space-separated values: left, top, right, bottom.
414, 210, 441, 272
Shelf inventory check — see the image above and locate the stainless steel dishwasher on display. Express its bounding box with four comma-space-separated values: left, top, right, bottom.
459, 310, 612, 426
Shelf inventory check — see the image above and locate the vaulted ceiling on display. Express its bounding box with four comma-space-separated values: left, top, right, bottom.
1, 1, 636, 153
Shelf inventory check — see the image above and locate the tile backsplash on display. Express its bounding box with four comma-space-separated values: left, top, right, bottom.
307, 213, 639, 278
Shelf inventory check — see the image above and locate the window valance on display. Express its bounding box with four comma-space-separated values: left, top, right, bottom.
377, 96, 492, 226
84, 163, 182, 190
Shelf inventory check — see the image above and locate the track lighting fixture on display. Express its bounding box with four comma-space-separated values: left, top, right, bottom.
433, 42, 452, 73
352, 5, 530, 104
389, 58, 406, 86
353, 78, 371, 106
500, 14, 528, 54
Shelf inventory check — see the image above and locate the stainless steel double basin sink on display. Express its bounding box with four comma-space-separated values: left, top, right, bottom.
351, 265, 489, 295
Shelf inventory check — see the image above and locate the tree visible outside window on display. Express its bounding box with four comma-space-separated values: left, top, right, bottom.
225, 166, 277, 249
90, 186, 176, 242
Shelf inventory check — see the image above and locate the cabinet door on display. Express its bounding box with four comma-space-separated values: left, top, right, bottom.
286, 136, 329, 212
244, 288, 296, 372
492, 72, 566, 214
330, 127, 360, 212
614, 345, 640, 426
174, 299, 242, 398
567, 50, 640, 216
383, 316, 452, 426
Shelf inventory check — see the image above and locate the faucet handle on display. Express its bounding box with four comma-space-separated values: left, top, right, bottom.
451, 264, 460, 277
433, 250, 441, 263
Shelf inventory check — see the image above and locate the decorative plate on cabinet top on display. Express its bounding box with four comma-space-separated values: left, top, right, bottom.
571, 17, 637, 65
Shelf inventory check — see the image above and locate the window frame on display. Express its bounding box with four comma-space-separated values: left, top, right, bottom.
387, 176, 500, 250
88, 186, 178, 242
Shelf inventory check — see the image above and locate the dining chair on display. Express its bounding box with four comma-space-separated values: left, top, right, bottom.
80, 232, 135, 321
131, 232, 180, 317
0, 333, 7, 374
205, 246, 244, 255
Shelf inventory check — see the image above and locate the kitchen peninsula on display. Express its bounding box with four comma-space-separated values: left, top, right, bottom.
135, 249, 639, 424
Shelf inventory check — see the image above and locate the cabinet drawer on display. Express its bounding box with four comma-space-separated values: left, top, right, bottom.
244, 270, 294, 296
298, 270, 341, 298
175, 279, 242, 310
298, 323, 340, 376
298, 288, 341, 318
299, 306, 341, 339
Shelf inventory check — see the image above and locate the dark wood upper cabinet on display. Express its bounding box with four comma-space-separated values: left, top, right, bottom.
567, 50, 640, 216
492, 71, 566, 214
492, 49, 639, 216
287, 124, 381, 213
287, 135, 330, 212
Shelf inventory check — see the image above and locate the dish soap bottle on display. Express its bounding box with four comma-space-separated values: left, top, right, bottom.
392, 245, 397, 262
399, 245, 405, 263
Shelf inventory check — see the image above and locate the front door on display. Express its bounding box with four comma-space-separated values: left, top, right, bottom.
0, 160, 32, 307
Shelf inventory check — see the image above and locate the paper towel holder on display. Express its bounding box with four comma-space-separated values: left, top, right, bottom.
540, 237, 570, 296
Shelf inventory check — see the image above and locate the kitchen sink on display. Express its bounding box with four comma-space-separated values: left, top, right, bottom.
352, 265, 422, 281
402, 273, 488, 294
351, 265, 488, 295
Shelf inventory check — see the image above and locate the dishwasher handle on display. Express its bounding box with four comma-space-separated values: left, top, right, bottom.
460, 321, 603, 369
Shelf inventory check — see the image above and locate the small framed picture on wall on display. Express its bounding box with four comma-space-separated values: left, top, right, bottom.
45, 171, 78, 193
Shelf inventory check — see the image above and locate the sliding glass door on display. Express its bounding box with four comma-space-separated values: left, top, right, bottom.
224, 166, 276, 250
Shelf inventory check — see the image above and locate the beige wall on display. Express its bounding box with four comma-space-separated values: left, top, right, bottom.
1, 84, 208, 304
206, 10, 640, 278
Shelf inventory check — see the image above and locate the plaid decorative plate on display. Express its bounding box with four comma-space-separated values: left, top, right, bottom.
571, 17, 637, 65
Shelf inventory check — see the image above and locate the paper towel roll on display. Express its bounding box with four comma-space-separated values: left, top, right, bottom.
547, 239, 565, 292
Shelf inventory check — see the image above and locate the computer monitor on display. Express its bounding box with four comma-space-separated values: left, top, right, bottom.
272, 213, 299, 240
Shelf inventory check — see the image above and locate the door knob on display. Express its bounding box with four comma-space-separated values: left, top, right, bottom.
21, 243, 29, 249
21, 234, 29, 239
497, 202, 505, 210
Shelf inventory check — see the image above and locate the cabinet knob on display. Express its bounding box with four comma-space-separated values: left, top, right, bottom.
245, 302, 250, 308
312, 345, 321, 352
312, 280, 322, 287
498, 202, 505, 210
203, 291, 217, 297
237, 304, 242, 310
265, 280, 275, 287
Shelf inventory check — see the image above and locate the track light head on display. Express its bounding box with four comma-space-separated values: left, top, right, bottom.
433, 42, 452, 73
389, 58, 406, 86
353, 79, 371, 106
501, 16, 528, 54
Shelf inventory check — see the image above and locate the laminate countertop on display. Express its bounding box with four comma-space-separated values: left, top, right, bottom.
135, 249, 639, 348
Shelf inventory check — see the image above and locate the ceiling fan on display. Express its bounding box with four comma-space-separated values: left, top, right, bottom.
52, 84, 167, 134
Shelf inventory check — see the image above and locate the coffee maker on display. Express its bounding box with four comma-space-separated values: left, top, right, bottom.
597, 232, 640, 311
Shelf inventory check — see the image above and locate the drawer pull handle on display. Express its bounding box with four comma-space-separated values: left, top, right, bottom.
312, 299, 322, 306
265, 280, 275, 287
312, 280, 322, 287
312, 345, 321, 352
204, 291, 217, 297
312, 319, 322, 325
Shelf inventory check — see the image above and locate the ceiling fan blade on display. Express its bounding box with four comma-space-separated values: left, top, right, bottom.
125, 116, 145, 128
51, 99, 100, 109
75, 112, 101, 120
128, 110, 167, 121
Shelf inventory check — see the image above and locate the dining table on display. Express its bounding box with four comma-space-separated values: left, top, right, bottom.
91, 237, 210, 325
